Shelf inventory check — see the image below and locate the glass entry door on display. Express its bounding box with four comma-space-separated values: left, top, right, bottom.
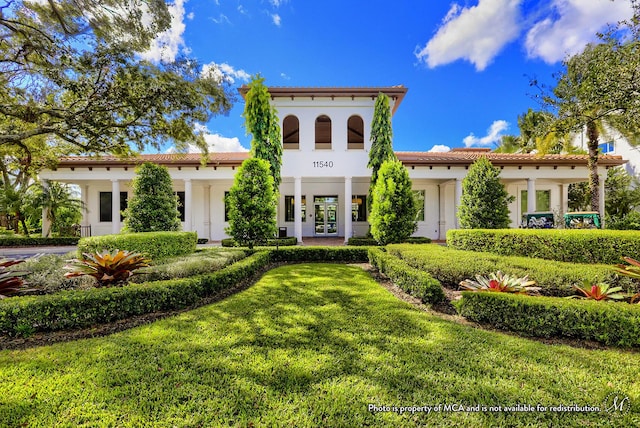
314, 196, 338, 236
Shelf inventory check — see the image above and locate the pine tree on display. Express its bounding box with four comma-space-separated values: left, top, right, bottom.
123, 162, 180, 232
367, 93, 397, 202
225, 158, 277, 249
457, 157, 514, 229
243, 76, 282, 191
369, 159, 418, 245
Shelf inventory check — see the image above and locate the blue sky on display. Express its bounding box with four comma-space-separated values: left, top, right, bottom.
140, 0, 635, 153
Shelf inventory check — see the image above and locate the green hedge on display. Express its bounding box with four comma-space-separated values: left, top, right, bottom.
457, 292, 640, 348
0, 251, 271, 337
386, 244, 637, 297
347, 237, 432, 246
368, 248, 444, 304
221, 237, 297, 247
447, 229, 640, 264
268, 246, 368, 263
0, 236, 79, 247
77, 232, 197, 260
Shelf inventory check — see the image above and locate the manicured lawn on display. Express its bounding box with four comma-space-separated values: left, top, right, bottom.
0, 263, 638, 427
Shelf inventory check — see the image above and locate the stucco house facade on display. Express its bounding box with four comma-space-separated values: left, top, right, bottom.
39, 86, 626, 242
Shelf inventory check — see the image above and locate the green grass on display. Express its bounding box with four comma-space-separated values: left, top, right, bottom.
1, 264, 638, 427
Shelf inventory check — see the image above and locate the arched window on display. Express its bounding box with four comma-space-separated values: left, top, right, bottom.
347, 115, 364, 149
282, 115, 299, 149
315, 115, 332, 150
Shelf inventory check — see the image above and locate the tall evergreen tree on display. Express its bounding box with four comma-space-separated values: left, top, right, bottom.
457, 157, 514, 229
123, 163, 180, 232
369, 160, 418, 245
226, 158, 277, 249
243, 76, 282, 191
368, 93, 397, 193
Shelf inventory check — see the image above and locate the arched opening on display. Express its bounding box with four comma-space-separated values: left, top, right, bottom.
347, 115, 364, 149
282, 115, 300, 149
315, 115, 332, 150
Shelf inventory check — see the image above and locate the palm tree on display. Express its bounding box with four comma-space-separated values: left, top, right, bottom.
494, 135, 522, 153
0, 185, 32, 236
37, 181, 84, 237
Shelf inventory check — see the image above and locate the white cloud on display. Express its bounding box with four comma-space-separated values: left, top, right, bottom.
416, 0, 522, 71
525, 0, 633, 63
186, 11, 194, 20
463, 120, 509, 147
280, 72, 291, 80
270, 0, 286, 7
201, 62, 251, 84
212, 13, 231, 24
166, 124, 249, 153
139, 0, 189, 63
428, 145, 451, 153
272, 13, 281, 26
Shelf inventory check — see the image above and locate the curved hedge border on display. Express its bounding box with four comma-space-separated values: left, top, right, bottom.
386, 244, 637, 297
446, 229, 640, 265
0, 247, 369, 337
368, 248, 444, 304
0, 236, 79, 247
78, 231, 197, 260
457, 292, 640, 348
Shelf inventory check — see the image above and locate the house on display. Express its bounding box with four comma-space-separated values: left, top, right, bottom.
39, 86, 626, 242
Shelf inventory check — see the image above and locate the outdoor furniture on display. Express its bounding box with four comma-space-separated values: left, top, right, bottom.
564, 211, 601, 229
522, 212, 554, 228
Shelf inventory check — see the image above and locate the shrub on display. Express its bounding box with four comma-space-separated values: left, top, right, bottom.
0, 259, 30, 298
386, 244, 636, 297
77, 231, 197, 260
123, 162, 181, 232
221, 237, 297, 247
368, 248, 444, 304
369, 159, 418, 245
347, 236, 431, 246
457, 292, 640, 348
268, 247, 368, 263
64, 250, 151, 287
459, 271, 539, 294
446, 228, 640, 265
457, 157, 514, 229
0, 251, 271, 336
569, 282, 625, 301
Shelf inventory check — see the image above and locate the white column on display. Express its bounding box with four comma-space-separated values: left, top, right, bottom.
184, 179, 192, 231
204, 184, 211, 240
41, 180, 51, 237
82, 184, 90, 227
111, 179, 120, 234
527, 178, 536, 213
454, 178, 463, 228
560, 183, 569, 215
344, 176, 353, 243
294, 176, 303, 243
438, 183, 446, 240
599, 173, 606, 228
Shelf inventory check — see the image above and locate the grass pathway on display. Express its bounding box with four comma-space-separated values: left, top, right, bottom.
0, 263, 638, 427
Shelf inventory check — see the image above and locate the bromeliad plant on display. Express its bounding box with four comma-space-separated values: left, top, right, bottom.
569, 281, 625, 301
0, 258, 30, 298
613, 256, 640, 303
64, 250, 151, 287
459, 271, 539, 294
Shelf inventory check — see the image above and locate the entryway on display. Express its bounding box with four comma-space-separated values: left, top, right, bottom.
314, 196, 338, 236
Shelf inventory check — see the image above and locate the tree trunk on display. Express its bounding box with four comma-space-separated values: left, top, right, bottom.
586, 121, 600, 213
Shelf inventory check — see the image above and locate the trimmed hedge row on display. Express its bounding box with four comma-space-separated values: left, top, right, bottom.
446, 229, 640, 265
0, 236, 79, 247
457, 292, 640, 348
221, 237, 298, 247
268, 246, 368, 263
386, 244, 637, 297
368, 248, 444, 304
78, 231, 197, 260
0, 251, 271, 337
347, 237, 432, 246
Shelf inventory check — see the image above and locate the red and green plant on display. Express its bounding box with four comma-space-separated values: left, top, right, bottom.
64, 250, 151, 287
459, 271, 539, 294
569, 281, 625, 301
613, 256, 640, 303
0, 258, 29, 298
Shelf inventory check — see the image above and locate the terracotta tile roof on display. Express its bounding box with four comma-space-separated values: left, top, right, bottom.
52, 150, 627, 169
396, 151, 627, 167
238, 85, 409, 114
